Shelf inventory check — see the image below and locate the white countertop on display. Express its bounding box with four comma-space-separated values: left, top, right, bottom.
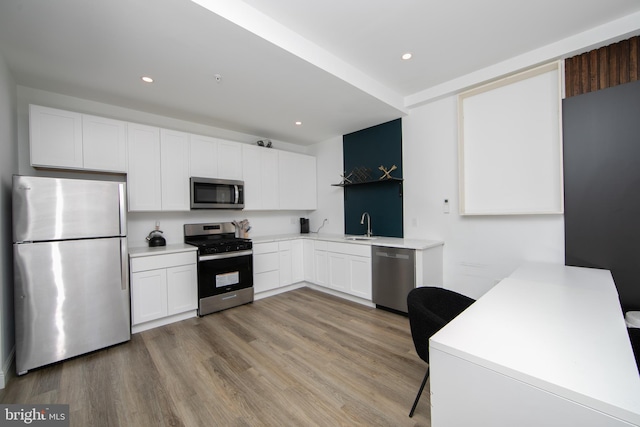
251, 233, 443, 251
128, 243, 197, 258
430, 262, 640, 424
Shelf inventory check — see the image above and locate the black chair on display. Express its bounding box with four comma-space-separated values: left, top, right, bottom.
407, 286, 475, 417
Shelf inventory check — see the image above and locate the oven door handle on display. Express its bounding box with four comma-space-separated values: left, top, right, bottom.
199, 250, 253, 261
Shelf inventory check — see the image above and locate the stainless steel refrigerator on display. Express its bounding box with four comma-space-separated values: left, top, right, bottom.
12, 175, 130, 375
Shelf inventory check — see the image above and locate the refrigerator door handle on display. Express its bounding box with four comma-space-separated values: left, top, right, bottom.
119, 183, 127, 235
120, 238, 129, 291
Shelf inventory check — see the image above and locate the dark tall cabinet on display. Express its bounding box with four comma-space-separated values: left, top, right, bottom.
563, 80, 640, 311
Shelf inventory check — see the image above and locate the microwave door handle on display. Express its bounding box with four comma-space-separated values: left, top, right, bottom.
234, 185, 239, 203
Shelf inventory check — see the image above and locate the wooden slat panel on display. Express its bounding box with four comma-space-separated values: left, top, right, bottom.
609, 42, 620, 87
589, 50, 599, 91
580, 53, 590, 95
565, 36, 640, 97
619, 39, 630, 85
599, 47, 609, 91
565, 57, 575, 98
631, 37, 639, 82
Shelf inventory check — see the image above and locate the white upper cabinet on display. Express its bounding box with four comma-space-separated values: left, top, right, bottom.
160, 129, 190, 211
242, 145, 279, 210
189, 134, 219, 178
30, 105, 83, 169
278, 151, 317, 210
30, 105, 126, 172
217, 140, 243, 180
29, 105, 317, 213
82, 114, 127, 172
128, 126, 190, 212
127, 123, 161, 211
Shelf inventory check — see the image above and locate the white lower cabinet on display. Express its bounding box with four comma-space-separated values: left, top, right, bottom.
253, 239, 306, 294
291, 240, 304, 283
302, 239, 315, 282
347, 255, 372, 299
314, 240, 329, 287
325, 242, 372, 300
279, 241, 293, 286
253, 242, 280, 293
130, 251, 197, 332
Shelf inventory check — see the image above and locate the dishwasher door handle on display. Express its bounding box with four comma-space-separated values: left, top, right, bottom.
375, 251, 410, 260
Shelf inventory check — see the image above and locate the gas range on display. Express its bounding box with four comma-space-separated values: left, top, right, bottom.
183, 222, 252, 255
184, 222, 254, 316
185, 236, 252, 255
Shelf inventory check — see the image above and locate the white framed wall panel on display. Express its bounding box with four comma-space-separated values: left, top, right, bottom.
458, 62, 563, 215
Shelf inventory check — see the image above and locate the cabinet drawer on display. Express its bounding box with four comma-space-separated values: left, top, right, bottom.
327, 241, 371, 257
278, 240, 292, 251
254, 252, 279, 274
131, 251, 196, 272
254, 270, 280, 293
314, 240, 328, 251
253, 242, 279, 255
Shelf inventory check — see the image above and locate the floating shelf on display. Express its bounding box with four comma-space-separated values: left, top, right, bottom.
332, 177, 403, 187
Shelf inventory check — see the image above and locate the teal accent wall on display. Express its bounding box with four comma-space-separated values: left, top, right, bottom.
343, 118, 403, 238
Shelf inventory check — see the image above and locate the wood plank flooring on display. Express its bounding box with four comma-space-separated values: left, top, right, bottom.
0, 288, 431, 426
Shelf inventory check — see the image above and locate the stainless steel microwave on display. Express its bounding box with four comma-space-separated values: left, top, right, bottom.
190, 177, 244, 209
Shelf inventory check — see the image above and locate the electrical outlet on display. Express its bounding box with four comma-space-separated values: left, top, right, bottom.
443, 199, 450, 214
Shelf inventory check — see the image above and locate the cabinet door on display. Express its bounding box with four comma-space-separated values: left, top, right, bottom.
127, 123, 161, 211
279, 247, 292, 286
278, 151, 317, 210
217, 140, 243, 180
260, 149, 279, 210
242, 145, 279, 210
303, 240, 315, 282
349, 256, 372, 300
328, 252, 349, 292
291, 239, 305, 283
241, 145, 262, 210
82, 114, 127, 172
190, 134, 218, 178
131, 269, 168, 325
314, 250, 328, 286
30, 105, 83, 169
166, 264, 197, 315
160, 129, 190, 211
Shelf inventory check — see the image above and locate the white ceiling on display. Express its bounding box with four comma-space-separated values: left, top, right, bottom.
1, 0, 639, 145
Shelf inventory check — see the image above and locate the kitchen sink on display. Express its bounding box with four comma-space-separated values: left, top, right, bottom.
345, 236, 377, 241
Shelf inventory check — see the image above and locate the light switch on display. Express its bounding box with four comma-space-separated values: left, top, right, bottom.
443, 199, 450, 214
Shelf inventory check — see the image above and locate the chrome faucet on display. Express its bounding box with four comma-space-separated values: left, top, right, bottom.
360, 212, 372, 237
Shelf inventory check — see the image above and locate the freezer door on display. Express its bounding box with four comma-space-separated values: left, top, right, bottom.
14, 237, 130, 374
13, 175, 126, 242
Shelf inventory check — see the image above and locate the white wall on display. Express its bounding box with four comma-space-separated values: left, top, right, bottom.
308, 101, 564, 300
404, 97, 564, 299
15, 86, 315, 247
0, 52, 17, 388
307, 135, 344, 235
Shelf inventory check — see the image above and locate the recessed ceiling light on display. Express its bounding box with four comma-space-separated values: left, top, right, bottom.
295, 121, 303, 126
141, 76, 154, 83
401, 52, 413, 60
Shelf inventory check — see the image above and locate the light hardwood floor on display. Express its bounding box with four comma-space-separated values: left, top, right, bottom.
0, 288, 431, 426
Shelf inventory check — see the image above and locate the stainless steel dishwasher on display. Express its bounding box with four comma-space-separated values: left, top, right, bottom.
372, 245, 416, 313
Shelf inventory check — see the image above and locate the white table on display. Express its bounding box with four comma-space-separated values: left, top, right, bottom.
429, 262, 640, 426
